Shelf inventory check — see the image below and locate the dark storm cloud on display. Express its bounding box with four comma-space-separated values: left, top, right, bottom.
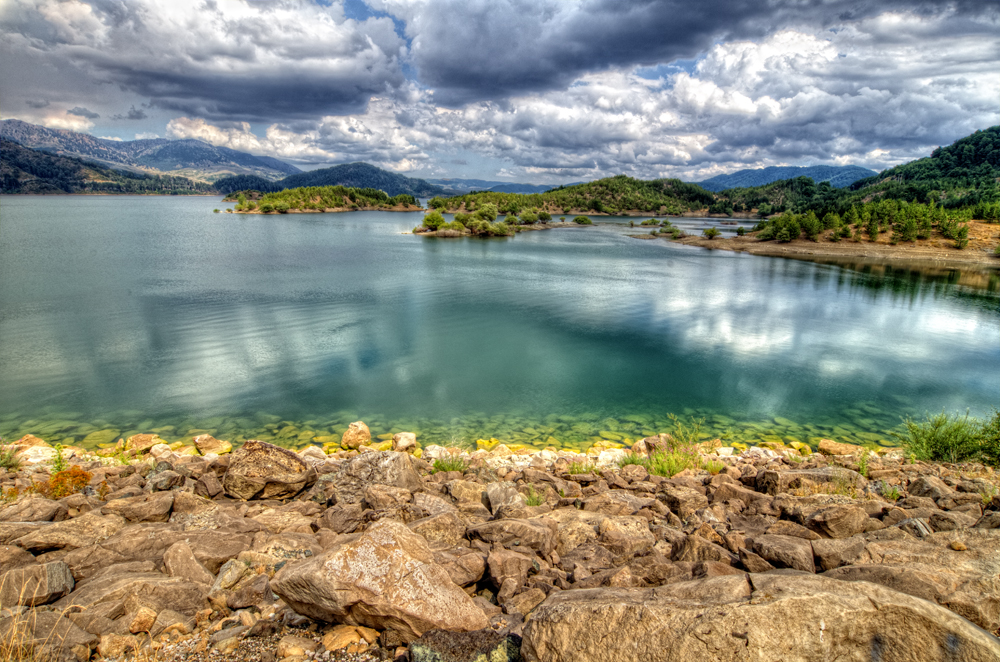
111, 105, 147, 121
378, 0, 998, 104
67, 106, 100, 119
25, 99, 49, 108
0, 0, 408, 122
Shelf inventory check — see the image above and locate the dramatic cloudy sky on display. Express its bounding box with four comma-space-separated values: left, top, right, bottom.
1, 0, 998, 182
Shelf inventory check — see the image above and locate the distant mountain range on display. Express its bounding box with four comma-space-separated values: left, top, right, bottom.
426, 178, 577, 195
697, 165, 877, 192
214, 163, 446, 198
0, 138, 214, 195
0, 119, 300, 183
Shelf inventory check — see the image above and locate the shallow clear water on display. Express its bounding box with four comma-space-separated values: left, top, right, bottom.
0, 195, 998, 451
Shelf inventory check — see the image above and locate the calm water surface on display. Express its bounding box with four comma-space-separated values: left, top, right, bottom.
0, 196, 997, 450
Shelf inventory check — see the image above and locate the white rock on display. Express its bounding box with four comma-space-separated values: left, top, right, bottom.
596, 449, 627, 467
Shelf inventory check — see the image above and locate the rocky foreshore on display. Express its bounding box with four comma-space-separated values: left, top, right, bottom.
0, 427, 999, 662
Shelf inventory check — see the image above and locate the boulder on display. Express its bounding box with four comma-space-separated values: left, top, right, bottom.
749, 534, 815, 573
222, 440, 316, 500
486, 482, 525, 514
816, 439, 864, 456
0, 496, 69, 523
126, 434, 163, 454
0, 561, 74, 606
101, 493, 174, 523
55, 571, 210, 617
392, 432, 418, 454
908, 476, 954, 500
805, 505, 868, 539
341, 421, 371, 449
408, 512, 466, 549
193, 434, 232, 455
520, 574, 1000, 662
812, 537, 865, 571
271, 519, 488, 643
321, 451, 423, 504
598, 516, 654, 563
670, 534, 738, 566
659, 486, 708, 519
467, 519, 556, 557
15, 511, 126, 553
756, 467, 866, 496
0, 610, 98, 662
162, 541, 214, 585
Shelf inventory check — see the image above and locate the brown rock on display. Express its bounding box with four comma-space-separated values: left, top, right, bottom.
488, 547, 533, 591
467, 519, 556, 557
163, 541, 214, 585
738, 547, 775, 573
670, 534, 738, 566
222, 440, 316, 500
806, 505, 868, 539
520, 574, 1000, 662
0, 496, 69, 523
659, 486, 708, 519
341, 421, 371, 450
598, 516, 654, 563
750, 534, 815, 573
129, 606, 157, 633
408, 512, 466, 549
271, 519, 488, 644
812, 537, 865, 571
765, 520, 820, 540
434, 548, 486, 588
756, 467, 866, 497
908, 476, 954, 500
506, 587, 546, 616
126, 434, 163, 454
409, 629, 521, 662
15, 511, 126, 553
193, 434, 232, 455
0, 610, 98, 662
321, 451, 424, 504
392, 432, 418, 454
101, 492, 175, 523
317, 503, 364, 534
0, 561, 74, 606
816, 439, 864, 456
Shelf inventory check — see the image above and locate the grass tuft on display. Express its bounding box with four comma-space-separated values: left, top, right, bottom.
432, 456, 469, 474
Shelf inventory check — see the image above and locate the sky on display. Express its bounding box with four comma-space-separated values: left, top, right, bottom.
1, 0, 998, 184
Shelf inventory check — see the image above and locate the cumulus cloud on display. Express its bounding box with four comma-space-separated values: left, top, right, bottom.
0, 0, 408, 121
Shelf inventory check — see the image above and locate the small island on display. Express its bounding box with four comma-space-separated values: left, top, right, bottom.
413, 203, 594, 237
223, 185, 422, 214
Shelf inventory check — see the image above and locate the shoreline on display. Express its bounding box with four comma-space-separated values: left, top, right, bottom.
657, 222, 1000, 270
226, 203, 423, 214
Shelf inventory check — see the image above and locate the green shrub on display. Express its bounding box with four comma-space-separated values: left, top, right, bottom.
538, 210, 552, 221
0, 443, 20, 471
520, 211, 539, 224
702, 459, 725, 475
432, 456, 469, 473
213, 209, 220, 213
504, 214, 519, 225
702, 227, 721, 240
423, 211, 446, 230
980, 409, 1000, 466
51, 444, 68, 473
736, 226, 746, 236
453, 212, 471, 226
648, 451, 697, 477
572, 216, 593, 225
524, 486, 545, 506
567, 460, 595, 474
617, 453, 649, 468
428, 197, 447, 209
994, 244, 1000, 256
640, 219, 660, 226
893, 411, 983, 464
259, 203, 274, 213
274, 202, 289, 213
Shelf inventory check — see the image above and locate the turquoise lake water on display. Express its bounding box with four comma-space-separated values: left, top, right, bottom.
0, 195, 998, 451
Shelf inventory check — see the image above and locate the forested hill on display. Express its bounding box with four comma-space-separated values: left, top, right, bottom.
698, 165, 876, 192
435, 175, 715, 215
0, 119, 299, 182
0, 138, 214, 194
709, 126, 1000, 217
214, 162, 446, 198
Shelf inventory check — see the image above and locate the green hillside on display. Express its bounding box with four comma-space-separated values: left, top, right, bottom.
215, 162, 445, 198
0, 138, 214, 194
712, 126, 1000, 219
435, 175, 715, 215
225, 185, 418, 213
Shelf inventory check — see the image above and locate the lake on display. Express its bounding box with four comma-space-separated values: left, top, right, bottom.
0, 195, 998, 452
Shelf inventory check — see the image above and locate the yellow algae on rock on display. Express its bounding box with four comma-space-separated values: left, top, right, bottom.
82, 429, 121, 447
476, 438, 500, 451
